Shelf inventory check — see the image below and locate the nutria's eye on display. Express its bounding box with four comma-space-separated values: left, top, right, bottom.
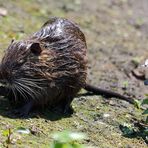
30, 43, 42, 55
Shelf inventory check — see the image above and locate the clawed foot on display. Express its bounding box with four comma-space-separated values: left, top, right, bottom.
51, 103, 74, 115
63, 97, 74, 115
63, 105, 74, 115
12, 101, 34, 118
13, 108, 29, 118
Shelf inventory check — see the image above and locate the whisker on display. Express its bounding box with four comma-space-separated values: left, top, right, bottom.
11, 76, 48, 101
15, 80, 43, 100
18, 78, 45, 89
15, 81, 36, 100
20, 77, 46, 84
11, 86, 17, 101
14, 83, 28, 100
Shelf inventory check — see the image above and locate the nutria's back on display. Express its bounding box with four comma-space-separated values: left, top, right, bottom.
0, 17, 87, 115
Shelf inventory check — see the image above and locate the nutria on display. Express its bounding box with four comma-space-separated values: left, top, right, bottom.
0, 17, 134, 117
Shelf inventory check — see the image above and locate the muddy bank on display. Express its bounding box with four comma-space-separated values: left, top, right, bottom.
0, 0, 147, 147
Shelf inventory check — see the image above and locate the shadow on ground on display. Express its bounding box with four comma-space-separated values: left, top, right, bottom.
0, 96, 72, 121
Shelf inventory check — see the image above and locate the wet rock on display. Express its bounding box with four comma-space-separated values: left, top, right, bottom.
132, 68, 145, 80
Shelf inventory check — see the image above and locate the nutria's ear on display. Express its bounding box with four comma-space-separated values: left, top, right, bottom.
30, 43, 42, 55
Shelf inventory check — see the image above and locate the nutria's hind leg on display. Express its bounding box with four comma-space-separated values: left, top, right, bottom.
51, 96, 74, 115
13, 100, 34, 118
63, 96, 74, 114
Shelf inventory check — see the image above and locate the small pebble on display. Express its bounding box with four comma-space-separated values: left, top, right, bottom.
0, 8, 7, 16
103, 113, 110, 118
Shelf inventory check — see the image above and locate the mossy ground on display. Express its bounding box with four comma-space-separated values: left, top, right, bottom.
0, 0, 147, 147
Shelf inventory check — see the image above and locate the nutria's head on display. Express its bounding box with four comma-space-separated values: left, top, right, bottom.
0, 39, 47, 100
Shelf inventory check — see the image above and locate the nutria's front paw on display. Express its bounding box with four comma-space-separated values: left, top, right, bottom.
13, 108, 29, 118
63, 105, 74, 115
12, 101, 34, 118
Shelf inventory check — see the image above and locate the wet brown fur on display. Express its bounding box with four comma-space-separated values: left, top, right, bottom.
0, 17, 87, 114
